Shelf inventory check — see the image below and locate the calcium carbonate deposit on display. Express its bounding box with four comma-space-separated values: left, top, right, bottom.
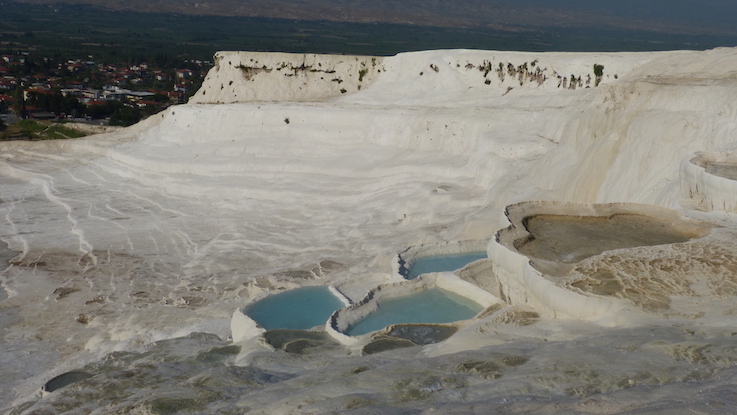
4, 47, 737, 414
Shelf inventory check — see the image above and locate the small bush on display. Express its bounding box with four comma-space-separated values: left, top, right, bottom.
593, 64, 605, 86
46, 125, 86, 139
109, 106, 141, 127
18, 119, 45, 133
593, 64, 604, 77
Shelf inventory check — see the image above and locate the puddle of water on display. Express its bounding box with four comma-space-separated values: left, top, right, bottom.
345, 288, 483, 336
517, 214, 698, 264
245, 286, 345, 330
705, 161, 737, 181
406, 252, 487, 279
43, 371, 93, 393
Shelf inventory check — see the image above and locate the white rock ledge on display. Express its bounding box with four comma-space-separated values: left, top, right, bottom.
491, 201, 713, 324
326, 272, 503, 347
392, 240, 489, 281
682, 152, 737, 212
189, 49, 658, 106
230, 284, 351, 343
190, 51, 383, 104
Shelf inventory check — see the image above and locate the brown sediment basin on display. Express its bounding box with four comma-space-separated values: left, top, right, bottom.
705, 161, 737, 181
516, 213, 709, 264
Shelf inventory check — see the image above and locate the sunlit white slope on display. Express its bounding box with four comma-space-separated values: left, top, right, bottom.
175, 48, 737, 212
519, 47, 737, 207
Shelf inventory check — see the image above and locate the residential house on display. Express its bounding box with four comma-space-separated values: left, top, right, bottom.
176, 69, 193, 79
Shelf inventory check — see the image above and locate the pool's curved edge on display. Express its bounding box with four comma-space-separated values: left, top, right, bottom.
394, 240, 489, 280
328, 285, 353, 307
490, 201, 709, 325
681, 151, 737, 212
326, 272, 503, 346
231, 306, 265, 343
231, 284, 349, 344
489, 237, 639, 325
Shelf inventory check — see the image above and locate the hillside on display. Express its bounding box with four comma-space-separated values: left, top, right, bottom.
12, 0, 737, 37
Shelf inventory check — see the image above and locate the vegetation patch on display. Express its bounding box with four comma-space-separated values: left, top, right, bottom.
594, 63, 605, 86
362, 336, 416, 355
386, 324, 457, 345
0, 119, 87, 141
263, 329, 338, 354
358, 68, 368, 81
145, 397, 204, 415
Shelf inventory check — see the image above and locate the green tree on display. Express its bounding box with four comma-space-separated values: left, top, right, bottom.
109, 105, 141, 126
151, 93, 169, 103
142, 104, 160, 116
85, 100, 122, 119
593, 64, 604, 77
13, 87, 27, 119
593, 64, 604, 86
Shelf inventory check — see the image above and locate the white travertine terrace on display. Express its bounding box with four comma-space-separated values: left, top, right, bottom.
326, 272, 502, 346
682, 152, 737, 212
190, 50, 657, 105
189, 52, 384, 103
230, 284, 351, 343
232, 239, 491, 346
392, 239, 487, 281
491, 201, 714, 324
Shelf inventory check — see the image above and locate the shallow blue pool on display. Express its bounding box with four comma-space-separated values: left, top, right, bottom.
406, 252, 487, 279
245, 286, 345, 330
345, 288, 484, 336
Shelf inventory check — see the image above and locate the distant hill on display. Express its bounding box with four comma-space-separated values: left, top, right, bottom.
12, 0, 737, 37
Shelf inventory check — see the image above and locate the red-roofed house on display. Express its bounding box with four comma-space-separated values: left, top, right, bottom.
23, 87, 52, 100
86, 100, 108, 107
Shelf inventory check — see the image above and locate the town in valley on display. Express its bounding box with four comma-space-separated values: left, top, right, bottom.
0, 49, 210, 138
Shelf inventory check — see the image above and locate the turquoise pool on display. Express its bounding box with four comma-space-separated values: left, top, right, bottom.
345, 288, 484, 336
406, 252, 487, 279
245, 286, 345, 330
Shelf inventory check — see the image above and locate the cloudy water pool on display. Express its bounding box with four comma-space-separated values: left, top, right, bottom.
518, 214, 700, 266
346, 288, 484, 336
705, 161, 737, 181
245, 286, 345, 330
406, 252, 487, 279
